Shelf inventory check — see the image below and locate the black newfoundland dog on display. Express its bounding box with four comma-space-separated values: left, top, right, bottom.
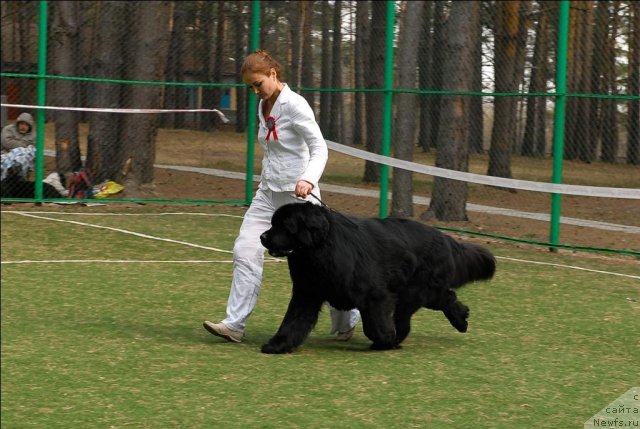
259, 202, 496, 354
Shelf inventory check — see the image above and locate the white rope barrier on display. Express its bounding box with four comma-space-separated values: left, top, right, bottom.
326, 140, 640, 199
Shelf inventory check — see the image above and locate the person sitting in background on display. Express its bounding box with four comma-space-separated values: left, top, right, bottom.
1, 112, 36, 155
1, 112, 37, 189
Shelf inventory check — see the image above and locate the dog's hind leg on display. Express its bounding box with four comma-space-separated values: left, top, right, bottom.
425, 289, 470, 333
360, 299, 399, 350
443, 299, 469, 333
394, 299, 422, 345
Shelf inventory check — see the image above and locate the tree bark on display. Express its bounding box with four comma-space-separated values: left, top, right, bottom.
363, 1, 386, 183
118, 1, 171, 195
353, 0, 370, 146
162, 2, 187, 129
391, 1, 427, 218
564, 1, 594, 161
86, 1, 127, 183
234, 1, 247, 133
469, 4, 484, 154
522, 2, 550, 158
628, 0, 640, 165
417, 2, 434, 152
601, 1, 621, 163
488, 0, 520, 179
319, 1, 332, 135
427, 2, 446, 151
300, 1, 315, 111
49, 0, 82, 175
423, 1, 479, 221
329, 0, 343, 142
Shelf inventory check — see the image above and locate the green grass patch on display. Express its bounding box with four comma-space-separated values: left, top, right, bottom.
2, 206, 638, 428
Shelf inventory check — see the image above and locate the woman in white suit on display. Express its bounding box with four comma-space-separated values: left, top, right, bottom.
203, 50, 359, 344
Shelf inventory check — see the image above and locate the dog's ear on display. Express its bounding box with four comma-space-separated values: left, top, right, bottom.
299, 207, 330, 246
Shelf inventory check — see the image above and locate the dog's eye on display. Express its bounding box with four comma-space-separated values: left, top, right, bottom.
283, 218, 297, 234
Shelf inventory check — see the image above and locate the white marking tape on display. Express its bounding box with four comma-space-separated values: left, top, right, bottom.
326, 140, 640, 199
1, 103, 229, 123
4, 102, 634, 198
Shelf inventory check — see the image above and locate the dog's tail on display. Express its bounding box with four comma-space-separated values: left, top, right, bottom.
450, 241, 496, 288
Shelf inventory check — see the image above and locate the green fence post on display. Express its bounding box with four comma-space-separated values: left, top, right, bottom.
245, 0, 260, 205
379, 0, 395, 218
549, 0, 570, 251
33, 0, 48, 202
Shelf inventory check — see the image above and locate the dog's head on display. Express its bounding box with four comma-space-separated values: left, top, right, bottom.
260, 202, 330, 257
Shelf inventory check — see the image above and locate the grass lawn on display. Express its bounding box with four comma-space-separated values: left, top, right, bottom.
1, 206, 638, 428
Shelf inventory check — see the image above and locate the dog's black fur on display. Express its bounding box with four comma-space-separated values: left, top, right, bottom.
259, 202, 496, 354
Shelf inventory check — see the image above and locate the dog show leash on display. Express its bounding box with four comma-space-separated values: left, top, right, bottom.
307, 193, 359, 229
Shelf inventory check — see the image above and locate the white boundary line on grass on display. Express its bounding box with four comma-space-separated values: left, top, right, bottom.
2, 211, 284, 263
2, 211, 636, 279
495, 256, 640, 280
2, 211, 245, 219
2, 259, 237, 265
9, 211, 234, 254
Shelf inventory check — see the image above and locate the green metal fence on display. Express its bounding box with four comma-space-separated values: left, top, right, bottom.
1, 0, 638, 255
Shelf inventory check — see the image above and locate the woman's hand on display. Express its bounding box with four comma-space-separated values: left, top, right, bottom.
294, 180, 314, 198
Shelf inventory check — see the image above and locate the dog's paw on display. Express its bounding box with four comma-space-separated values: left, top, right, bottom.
369, 342, 400, 351
261, 342, 293, 354
445, 302, 469, 333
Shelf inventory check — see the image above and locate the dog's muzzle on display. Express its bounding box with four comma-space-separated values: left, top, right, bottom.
261, 231, 294, 257
267, 249, 294, 257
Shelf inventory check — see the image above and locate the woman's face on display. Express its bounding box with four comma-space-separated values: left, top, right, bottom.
242, 68, 279, 101
17, 121, 30, 134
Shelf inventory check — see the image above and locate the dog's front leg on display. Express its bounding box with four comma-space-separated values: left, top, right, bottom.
261, 291, 323, 354
360, 298, 399, 351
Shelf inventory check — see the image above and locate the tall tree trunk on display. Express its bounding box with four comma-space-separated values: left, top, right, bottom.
423, 1, 479, 221
17, 1, 34, 109
163, 2, 187, 129
49, 0, 82, 175
417, 1, 434, 152
391, 1, 427, 218
199, 2, 215, 131
601, 1, 621, 163
488, 0, 520, 179
319, 1, 332, 135
329, 0, 343, 142
427, 2, 446, 151
577, 1, 595, 162
234, 1, 247, 133
469, 4, 484, 154
87, 1, 127, 183
363, 1, 386, 183
289, 2, 302, 90
118, 1, 171, 195
300, 1, 315, 111
564, 1, 594, 161
211, 1, 225, 129
628, 0, 640, 165
510, 1, 531, 155
522, 1, 550, 157
353, 0, 370, 146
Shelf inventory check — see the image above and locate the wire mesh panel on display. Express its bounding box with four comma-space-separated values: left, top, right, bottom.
0, 0, 638, 254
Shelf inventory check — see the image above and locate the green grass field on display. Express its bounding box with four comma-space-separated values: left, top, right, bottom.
1, 205, 638, 429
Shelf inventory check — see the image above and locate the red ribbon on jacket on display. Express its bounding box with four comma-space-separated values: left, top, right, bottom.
266, 115, 278, 141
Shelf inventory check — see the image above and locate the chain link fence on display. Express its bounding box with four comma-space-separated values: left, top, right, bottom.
1, 1, 639, 253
